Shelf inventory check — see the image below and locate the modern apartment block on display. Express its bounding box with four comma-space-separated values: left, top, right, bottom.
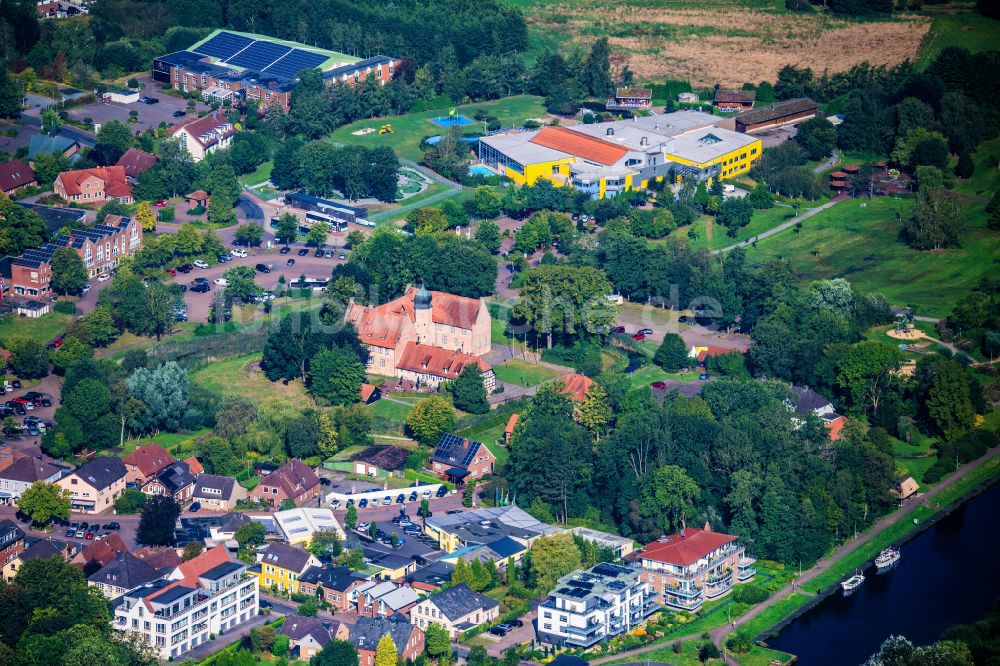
111, 546, 259, 659
537, 562, 656, 648
631, 526, 755, 612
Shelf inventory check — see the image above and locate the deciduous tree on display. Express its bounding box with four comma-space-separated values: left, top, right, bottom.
451, 363, 489, 414
653, 333, 689, 372
405, 396, 456, 445
49, 246, 87, 295
137, 495, 180, 546
17, 481, 70, 525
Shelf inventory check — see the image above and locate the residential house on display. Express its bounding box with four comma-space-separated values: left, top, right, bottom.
787, 384, 845, 441
352, 445, 412, 478
570, 527, 635, 559
27, 134, 80, 166
111, 545, 259, 659
273, 507, 345, 546
503, 413, 519, 444
424, 505, 560, 554
249, 459, 321, 507
56, 456, 127, 514
142, 461, 197, 503
359, 384, 381, 404
713, 89, 756, 111
429, 433, 495, 484
72, 532, 129, 569
54, 166, 133, 204
346, 285, 492, 385
354, 580, 420, 619
348, 615, 425, 666
192, 474, 246, 511
365, 550, 419, 582
255, 542, 320, 594
555, 373, 593, 403
892, 476, 919, 501
605, 87, 652, 112
0, 159, 37, 195
168, 110, 235, 162
9, 214, 143, 296
537, 562, 656, 648
123, 443, 176, 486
631, 525, 755, 612
135, 546, 184, 573
0, 456, 62, 505
410, 582, 499, 639
278, 615, 348, 660
88, 550, 162, 599
407, 560, 454, 594
3, 537, 72, 582
0, 519, 26, 575
299, 565, 367, 611
116, 148, 158, 182
15, 202, 86, 234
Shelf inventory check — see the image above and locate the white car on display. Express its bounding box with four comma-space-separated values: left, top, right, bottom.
382, 497, 392, 506
356, 522, 371, 532
193, 260, 209, 269
421, 490, 432, 499
213, 278, 229, 286
96, 274, 110, 282
330, 499, 341, 509
231, 248, 248, 258
82, 283, 92, 294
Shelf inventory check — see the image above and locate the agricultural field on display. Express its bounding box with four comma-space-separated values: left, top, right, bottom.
915, 8, 1000, 68
505, 0, 929, 86
328, 95, 548, 162
743, 197, 1000, 318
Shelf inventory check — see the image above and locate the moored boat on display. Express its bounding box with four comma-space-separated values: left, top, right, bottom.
875, 547, 900, 569
841, 572, 865, 592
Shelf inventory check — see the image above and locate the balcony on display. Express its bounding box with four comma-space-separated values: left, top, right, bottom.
737, 567, 756, 581
640, 544, 744, 581
662, 593, 703, 611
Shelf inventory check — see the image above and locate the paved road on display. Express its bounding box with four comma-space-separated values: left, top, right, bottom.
591, 445, 1000, 666
813, 149, 839, 174
711, 197, 845, 255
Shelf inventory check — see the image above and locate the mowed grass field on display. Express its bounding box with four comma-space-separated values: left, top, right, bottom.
684, 205, 797, 252
0, 311, 72, 346
916, 8, 1000, 68
504, 0, 929, 86
328, 95, 548, 162
191, 352, 309, 402
743, 197, 1000, 318
493, 358, 562, 387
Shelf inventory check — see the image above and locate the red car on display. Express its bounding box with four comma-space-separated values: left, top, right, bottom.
166, 268, 177, 277
650, 381, 667, 389
611, 326, 626, 334
631, 333, 646, 341
11, 397, 29, 405
84, 531, 94, 540
153, 200, 167, 207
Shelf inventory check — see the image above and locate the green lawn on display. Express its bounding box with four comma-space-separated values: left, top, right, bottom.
0, 312, 72, 346
191, 352, 309, 403
369, 398, 414, 422
628, 364, 699, 389
685, 206, 797, 253
237, 161, 274, 187
744, 196, 1000, 318
916, 11, 1000, 69
328, 95, 547, 161
952, 137, 1000, 198
458, 420, 511, 466
493, 358, 562, 387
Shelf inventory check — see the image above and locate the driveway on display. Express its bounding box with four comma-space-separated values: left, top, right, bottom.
62, 89, 206, 133
480, 609, 537, 656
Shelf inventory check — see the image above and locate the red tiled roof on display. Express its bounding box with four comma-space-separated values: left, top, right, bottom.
696, 346, 733, 363
0, 159, 36, 192
135, 546, 183, 571
257, 460, 321, 499
56, 166, 131, 198
360, 384, 378, 402
74, 533, 128, 568
714, 89, 756, 104
122, 444, 176, 478
636, 527, 737, 567
186, 189, 209, 201
555, 373, 593, 403
169, 110, 235, 149
177, 544, 232, 580
184, 456, 204, 476
347, 304, 406, 348
347, 287, 484, 347
504, 413, 519, 435
115, 148, 158, 179
396, 341, 491, 381
530, 126, 629, 166
825, 415, 847, 441
401, 287, 482, 329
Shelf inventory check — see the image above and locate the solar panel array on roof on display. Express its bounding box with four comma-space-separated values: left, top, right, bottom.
438, 433, 480, 467
194, 31, 254, 60
264, 49, 328, 79
227, 40, 291, 70
593, 562, 631, 578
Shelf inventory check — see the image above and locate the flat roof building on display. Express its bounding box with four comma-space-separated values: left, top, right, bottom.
423, 505, 561, 554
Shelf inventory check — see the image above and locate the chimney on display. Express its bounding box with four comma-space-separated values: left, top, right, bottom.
606, 127, 614, 136
640, 136, 648, 147
703, 520, 711, 532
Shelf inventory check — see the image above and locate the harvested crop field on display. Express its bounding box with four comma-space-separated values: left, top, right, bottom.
520, 0, 930, 86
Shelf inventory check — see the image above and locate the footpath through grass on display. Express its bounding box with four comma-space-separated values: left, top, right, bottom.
745, 196, 999, 318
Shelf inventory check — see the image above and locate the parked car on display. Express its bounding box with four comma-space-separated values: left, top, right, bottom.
698, 373, 711, 381
446, 509, 464, 515
638, 328, 654, 335
396, 494, 405, 503
650, 381, 667, 390
75, 528, 86, 538
297, 248, 309, 256
408, 491, 418, 502
193, 260, 209, 269
97, 273, 111, 282
279, 246, 291, 254
382, 496, 392, 506
358, 498, 368, 508
105, 522, 120, 530
11, 380, 20, 389
338, 253, 346, 260
177, 263, 194, 273
140, 96, 159, 104
611, 326, 626, 334
190, 282, 210, 293
153, 200, 167, 207
331, 499, 341, 509
314, 248, 324, 257
40, 397, 51, 407
392, 536, 406, 549
507, 619, 524, 628
217, 254, 231, 263
65, 527, 75, 537
255, 263, 271, 273
631, 333, 646, 341
173, 110, 186, 117
489, 627, 508, 637
319, 477, 331, 486
231, 248, 248, 258
357, 522, 370, 532
287, 258, 295, 266
189, 501, 201, 512
436, 486, 448, 497
82, 283, 91, 294
324, 250, 334, 258
213, 278, 229, 286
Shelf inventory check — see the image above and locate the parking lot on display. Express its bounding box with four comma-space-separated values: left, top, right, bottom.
65, 81, 211, 133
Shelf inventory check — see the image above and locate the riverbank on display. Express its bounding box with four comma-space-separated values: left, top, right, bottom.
737, 446, 1000, 658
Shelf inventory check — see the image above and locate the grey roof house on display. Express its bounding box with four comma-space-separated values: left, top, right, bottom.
411, 582, 500, 638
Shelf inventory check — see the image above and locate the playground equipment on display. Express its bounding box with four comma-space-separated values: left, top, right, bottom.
379, 124, 393, 135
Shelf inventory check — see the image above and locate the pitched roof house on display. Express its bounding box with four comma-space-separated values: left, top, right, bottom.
278, 615, 348, 659
192, 474, 247, 511
135, 546, 184, 572
354, 580, 420, 618
88, 550, 162, 598
53, 166, 133, 204
555, 373, 593, 403
410, 582, 500, 638
142, 461, 197, 502
3, 536, 70, 582
0, 159, 37, 194
255, 542, 321, 593
169, 110, 235, 161
249, 459, 321, 507
0, 519, 26, 577
27, 134, 80, 164
299, 565, 367, 611
72, 532, 129, 569
0, 456, 63, 504
57, 456, 127, 514
115, 148, 158, 181
123, 443, 176, 485
348, 615, 425, 666
430, 433, 495, 483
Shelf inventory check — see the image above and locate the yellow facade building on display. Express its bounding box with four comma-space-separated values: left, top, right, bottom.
477, 111, 762, 199
255, 542, 321, 594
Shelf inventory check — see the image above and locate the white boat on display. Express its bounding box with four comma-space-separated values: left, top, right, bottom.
875, 547, 900, 569
841, 572, 865, 592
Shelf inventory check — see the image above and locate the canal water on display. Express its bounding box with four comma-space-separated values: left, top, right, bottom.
769, 481, 1000, 665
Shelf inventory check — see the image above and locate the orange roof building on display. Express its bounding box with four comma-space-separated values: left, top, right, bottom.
184, 456, 205, 476
503, 413, 519, 442
346, 285, 492, 390
529, 126, 628, 166
555, 372, 594, 403
123, 444, 176, 485
53, 166, 133, 204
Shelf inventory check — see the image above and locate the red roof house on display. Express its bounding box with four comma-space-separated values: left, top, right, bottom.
122, 444, 176, 485
0, 159, 37, 195
53, 166, 133, 204
115, 148, 158, 181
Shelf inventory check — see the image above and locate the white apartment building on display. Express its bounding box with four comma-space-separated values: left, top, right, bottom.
111, 546, 259, 659
537, 562, 656, 648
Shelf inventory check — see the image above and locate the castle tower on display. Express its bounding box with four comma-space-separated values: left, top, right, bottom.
413, 283, 433, 343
